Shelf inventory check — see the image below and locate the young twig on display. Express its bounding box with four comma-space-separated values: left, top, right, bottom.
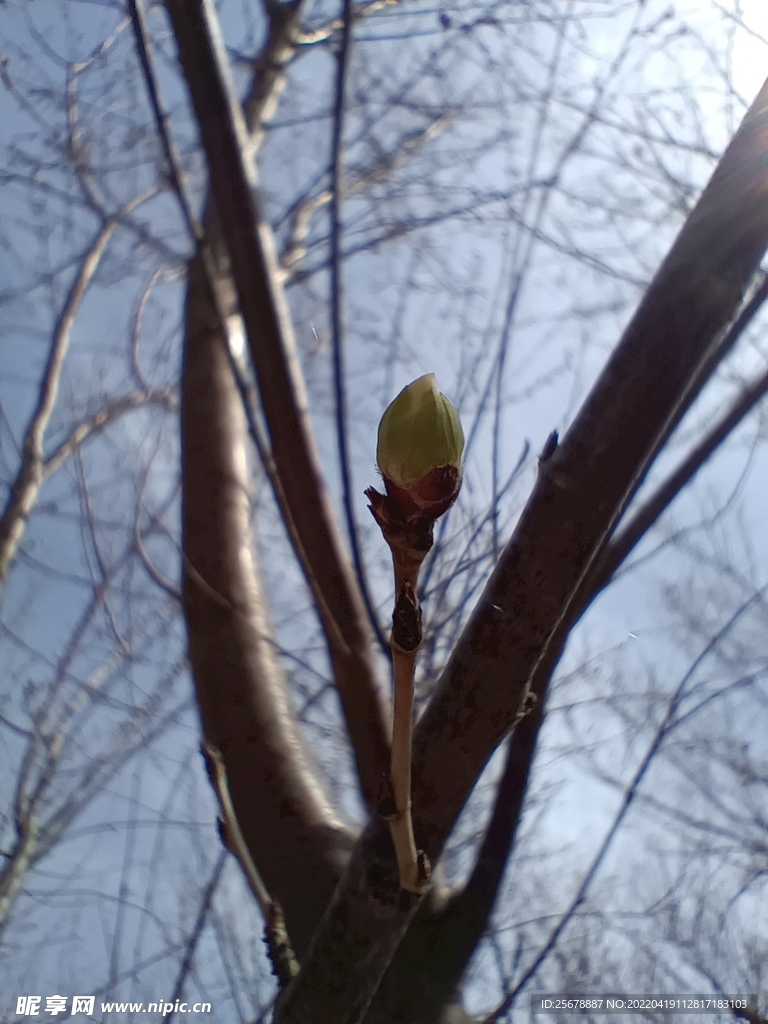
388, 578, 428, 894
366, 497, 436, 893
201, 742, 300, 986
367, 374, 464, 894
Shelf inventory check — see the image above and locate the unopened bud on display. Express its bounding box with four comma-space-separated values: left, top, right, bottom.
373, 374, 464, 521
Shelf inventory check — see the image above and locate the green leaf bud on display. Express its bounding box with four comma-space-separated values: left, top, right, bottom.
376, 373, 464, 489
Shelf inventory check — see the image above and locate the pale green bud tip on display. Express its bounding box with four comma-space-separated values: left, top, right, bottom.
377, 373, 465, 488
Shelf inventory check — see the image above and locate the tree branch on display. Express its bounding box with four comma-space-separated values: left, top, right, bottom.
0, 219, 114, 585
202, 741, 300, 987
413, 73, 768, 868
483, 589, 766, 1021
130, 0, 365, 961
594, 286, 768, 592
162, 850, 227, 1024
165, 0, 391, 810
365, 703, 541, 1024
42, 389, 177, 479
181, 252, 355, 958
329, 0, 389, 658
278, 112, 452, 280
404, 273, 768, 1012
0, 176, 161, 590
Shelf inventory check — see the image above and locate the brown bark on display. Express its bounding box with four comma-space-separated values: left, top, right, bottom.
161, 1, 485, 1016
364, 703, 541, 1024
166, 0, 391, 812
181, 251, 355, 957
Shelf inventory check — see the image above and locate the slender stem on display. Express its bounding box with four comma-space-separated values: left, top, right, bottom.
0, 218, 117, 585
386, 561, 429, 894
129, 0, 202, 244
389, 644, 421, 892
202, 742, 272, 916
201, 742, 300, 984
162, 850, 226, 1024
328, 0, 389, 658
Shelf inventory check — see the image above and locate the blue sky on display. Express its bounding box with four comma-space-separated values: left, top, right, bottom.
1, 0, 768, 1019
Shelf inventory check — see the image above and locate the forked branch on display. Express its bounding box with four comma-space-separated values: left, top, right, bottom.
164, 0, 391, 808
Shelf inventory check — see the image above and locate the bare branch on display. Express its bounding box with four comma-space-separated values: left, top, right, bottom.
0, 220, 116, 584
131, 269, 181, 390
418, 278, 768, 991
278, 113, 453, 278
126, 0, 365, 961
413, 74, 768, 860
128, 0, 201, 244
162, 851, 227, 1024
181, 249, 355, 958
328, 0, 389, 656
202, 741, 273, 917
594, 275, 768, 590
0, 818, 38, 943
132, 0, 381, 698
133, 521, 182, 602
483, 590, 766, 1021
0, 177, 160, 587
165, 0, 391, 809
42, 389, 177, 479
293, 0, 399, 47
202, 742, 300, 987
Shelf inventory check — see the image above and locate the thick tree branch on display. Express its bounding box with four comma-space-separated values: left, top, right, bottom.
365, 704, 541, 1024
130, 0, 363, 963
413, 73, 768, 867
181, 253, 354, 958
165, 0, 391, 810
595, 295, 768, 590
275, 77, 768, 1023
403, 272, 768, 1015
